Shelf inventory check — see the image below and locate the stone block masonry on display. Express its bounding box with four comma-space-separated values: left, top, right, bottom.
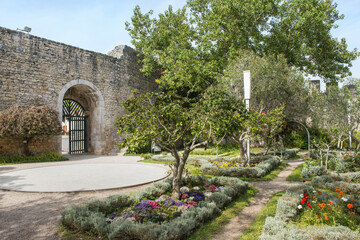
0, 26, 157, 156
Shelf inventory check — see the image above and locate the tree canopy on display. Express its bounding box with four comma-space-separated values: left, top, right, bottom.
187, 0, 359, 81
221, 50, 309, 120
0, 105, 62, 155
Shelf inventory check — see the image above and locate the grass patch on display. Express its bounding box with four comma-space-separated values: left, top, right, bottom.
239, 162, 289, 182
286, 163, 312, 182
238, 191, 284, 240
189, 187, 259, 240
139, 160, 289, 182
58, 226, 98, 240
0, 152, 68, 165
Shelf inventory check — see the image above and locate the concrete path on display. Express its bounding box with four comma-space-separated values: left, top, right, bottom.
0, 155, 168, 192
211, 160, 304, 240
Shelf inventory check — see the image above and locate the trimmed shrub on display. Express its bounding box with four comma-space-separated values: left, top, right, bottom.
200, 156, 281, 178
301, 166, 327, 178
61, 176, 248, 240
260, 217, 360, 240
312, 171, 360, 194
259, 184, 360, 240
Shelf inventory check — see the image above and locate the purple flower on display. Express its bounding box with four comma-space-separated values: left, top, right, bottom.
175, 201, 186, 207
173, 212, 182, 218
192, 192, 204, 201
134, 200, 152, 210
163, 198, 175, 207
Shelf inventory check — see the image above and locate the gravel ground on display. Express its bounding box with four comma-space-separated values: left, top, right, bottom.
0, 178, 154, 240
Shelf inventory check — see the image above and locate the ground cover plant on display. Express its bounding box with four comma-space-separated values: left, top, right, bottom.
301, 151, 360, 179
0, 152, 67, 165
140, 156, 288, 182
200, 156, 282, 178
61, 176, 248, 240
312, 171, 360, 194
260, 184, 360, 240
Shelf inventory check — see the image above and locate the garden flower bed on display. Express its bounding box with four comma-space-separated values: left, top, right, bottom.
259, 184, 360, 240
200, 156, 281, 178
61, 176, 248, 240
312, 171, 360, 194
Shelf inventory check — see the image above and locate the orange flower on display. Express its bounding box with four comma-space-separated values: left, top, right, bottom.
325, 216, 329, 220
329, 201, 333, 204
347, 204, 354, 209
338, 192, 344, 197
336, 189, 340, 192
323, 200, 326, 203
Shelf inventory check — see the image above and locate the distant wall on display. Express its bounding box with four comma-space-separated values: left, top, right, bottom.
0, 26, 157, 155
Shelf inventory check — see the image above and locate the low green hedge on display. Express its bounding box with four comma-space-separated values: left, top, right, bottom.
259, 185, 360, 240
200, 156, 281, 178
0, 152, 67, 164
312, 171, 360, 194
61, 176, 248, 240
301, 166, 327, 178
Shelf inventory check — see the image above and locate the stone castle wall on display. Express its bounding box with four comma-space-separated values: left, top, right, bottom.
0, 26, 157, 156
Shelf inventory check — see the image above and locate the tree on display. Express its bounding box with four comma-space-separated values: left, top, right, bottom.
0, 105, 62, 155
310, 84, 360, 151
116, 90, 242, 198
124, 5, 252, 198
221, 50, 308, 120
226, 105, 285, 166
188, 0, 359, 81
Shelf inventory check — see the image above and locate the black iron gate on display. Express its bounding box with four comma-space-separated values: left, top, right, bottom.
63, 99, 87, 154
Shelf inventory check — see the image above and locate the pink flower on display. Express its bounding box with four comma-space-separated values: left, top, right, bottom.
181, 194, 189, 199
187, 201, 198, 208
208, 185, 217, 191
147, 201, 160, 209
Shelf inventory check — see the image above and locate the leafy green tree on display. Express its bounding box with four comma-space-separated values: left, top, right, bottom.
188, 0, 359, 81
116, 90, 241, 198
221, 50, 308, 120
0, 105, 62, 155
123, 5, 252, 197
310, 84, 360, 152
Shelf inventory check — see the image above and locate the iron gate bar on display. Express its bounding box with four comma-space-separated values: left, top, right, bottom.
63, 99, 86, 154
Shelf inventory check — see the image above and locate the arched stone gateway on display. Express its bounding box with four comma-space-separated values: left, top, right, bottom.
57, 80, 105, 154
0, 26, 157, 156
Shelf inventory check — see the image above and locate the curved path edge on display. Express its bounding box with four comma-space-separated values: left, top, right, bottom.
211, 160, 304, 240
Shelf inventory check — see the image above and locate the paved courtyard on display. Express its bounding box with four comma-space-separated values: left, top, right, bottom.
0, 155, 169, 240
0, 155, 168, 192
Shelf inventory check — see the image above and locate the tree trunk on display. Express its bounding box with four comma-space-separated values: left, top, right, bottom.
264, 146, 271, 155
23, 138, 32, 156
320, 149, 323, 167
239, 139, 249, 167
171, 147, 190, 199
325, 146, 330, 170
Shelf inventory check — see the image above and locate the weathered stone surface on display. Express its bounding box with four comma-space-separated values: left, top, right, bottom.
0, 26, 157, 155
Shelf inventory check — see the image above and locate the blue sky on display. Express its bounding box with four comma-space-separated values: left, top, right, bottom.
1, 0, 359, 79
